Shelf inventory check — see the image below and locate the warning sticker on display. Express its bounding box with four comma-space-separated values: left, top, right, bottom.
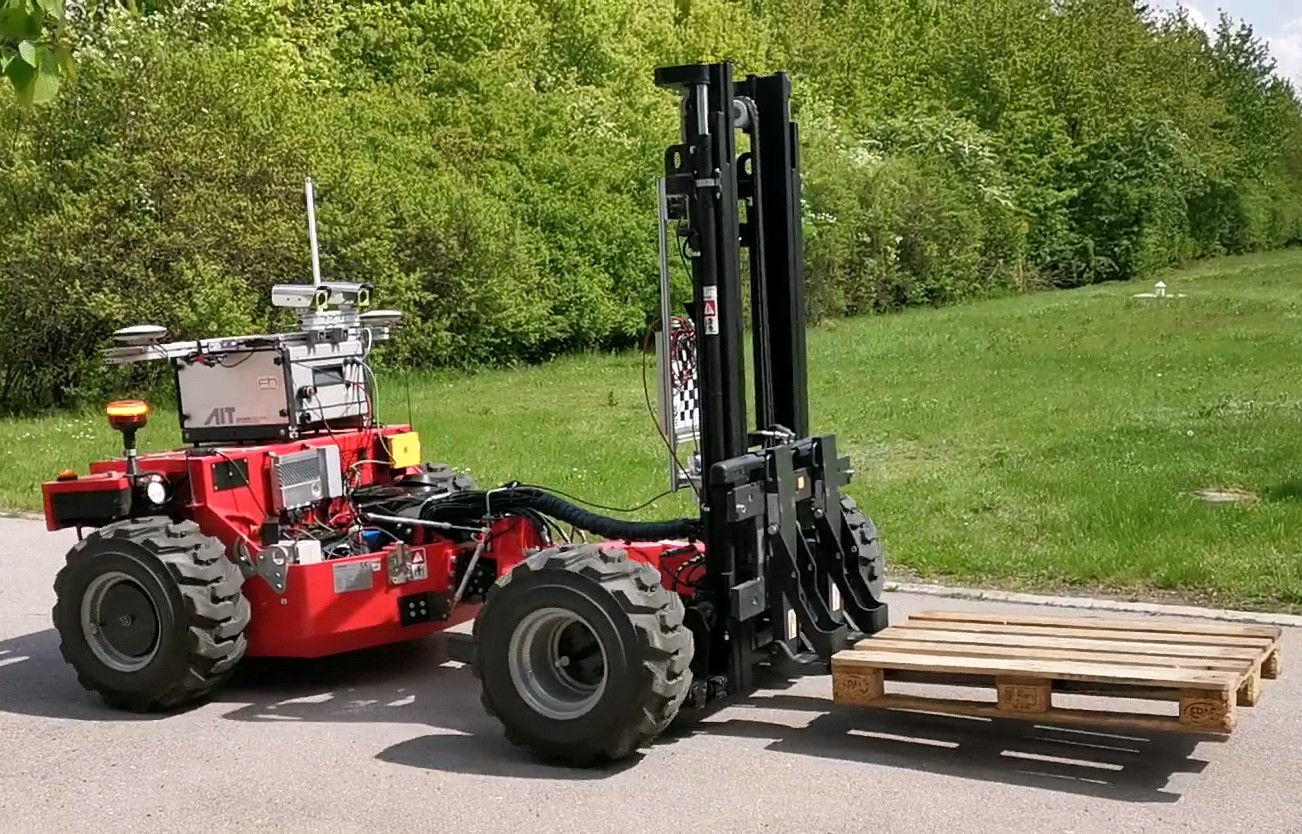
702, 285, 719, 335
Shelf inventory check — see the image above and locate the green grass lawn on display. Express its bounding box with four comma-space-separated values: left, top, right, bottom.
6, 249, 1302, 611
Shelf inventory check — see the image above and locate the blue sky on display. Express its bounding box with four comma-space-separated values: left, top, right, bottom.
1153, 1, 1302, 85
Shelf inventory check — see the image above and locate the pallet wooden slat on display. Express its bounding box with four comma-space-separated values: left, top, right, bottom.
894, 619, 1276, 649
830, 610, 1285, 736
833, 692, 1234, 737
868, 627, 1267, 660
834, 649, 1240, 691
881, 671, 1256, 707
855, 637, 1252, 672
910, 610, 1283, 641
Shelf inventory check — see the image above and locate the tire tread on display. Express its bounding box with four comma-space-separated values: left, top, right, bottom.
472, 542, 693, 766
52, 517, 250, 712
840, 495, 885, 598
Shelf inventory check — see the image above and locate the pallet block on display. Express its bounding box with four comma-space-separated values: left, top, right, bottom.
830, 610, 1284, 736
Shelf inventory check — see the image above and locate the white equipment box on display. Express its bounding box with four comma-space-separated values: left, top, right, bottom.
174, 339, 370, 444
105, 280, 403, 445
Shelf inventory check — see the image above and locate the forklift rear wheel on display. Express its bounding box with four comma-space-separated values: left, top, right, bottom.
472, 543, 694, 767
51, 516, 251, 712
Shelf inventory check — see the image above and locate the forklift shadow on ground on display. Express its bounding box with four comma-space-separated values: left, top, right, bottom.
217, 633, 645, 781
0, 626, 1214, 797
0, 626, 623, 781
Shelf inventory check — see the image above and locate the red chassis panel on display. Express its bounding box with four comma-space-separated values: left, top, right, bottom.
619, 540, 707, 595
245, 539, 460, 658
41, 472, 132, 530
245, 514, 547, 658
41, 426, 531, 658
41, 424, 702, 659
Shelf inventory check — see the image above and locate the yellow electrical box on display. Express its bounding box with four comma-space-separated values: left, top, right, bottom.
386, 431, 422, 468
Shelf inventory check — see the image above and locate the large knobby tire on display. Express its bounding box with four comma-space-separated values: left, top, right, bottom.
404, 461, 476, 494
471, 543, 694, 767
51, 516, 251, 712
841, 495, 886, 600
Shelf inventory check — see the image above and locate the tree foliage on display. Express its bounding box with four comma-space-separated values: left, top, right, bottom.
0, 0, 76, 105
2, 0, 1301, 412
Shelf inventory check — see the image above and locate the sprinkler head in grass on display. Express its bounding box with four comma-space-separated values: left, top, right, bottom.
1133, 279, 1187, 299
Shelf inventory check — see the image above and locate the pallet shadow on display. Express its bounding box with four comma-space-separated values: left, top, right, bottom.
685, 693, 1211, 803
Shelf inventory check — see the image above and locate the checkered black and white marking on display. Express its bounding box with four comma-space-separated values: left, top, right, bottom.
664, 318, 700, 444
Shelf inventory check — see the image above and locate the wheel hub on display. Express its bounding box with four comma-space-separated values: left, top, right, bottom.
507, 607, 608, 721
81, 571, 160, 673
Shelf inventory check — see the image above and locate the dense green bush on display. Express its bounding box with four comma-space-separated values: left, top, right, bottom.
1, 0, 1300, 412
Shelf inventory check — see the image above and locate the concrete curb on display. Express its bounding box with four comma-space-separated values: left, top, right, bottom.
0, 510, 43, 522
884, 580, 1302, 628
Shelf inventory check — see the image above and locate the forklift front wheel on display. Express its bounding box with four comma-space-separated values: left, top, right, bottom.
507, 606, 609, 721
472, 543, 694, 767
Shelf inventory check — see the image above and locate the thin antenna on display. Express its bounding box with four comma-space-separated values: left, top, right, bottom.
305, 176, 322, 286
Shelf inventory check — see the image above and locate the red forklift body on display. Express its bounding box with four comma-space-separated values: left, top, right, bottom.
40, 422, 702, 659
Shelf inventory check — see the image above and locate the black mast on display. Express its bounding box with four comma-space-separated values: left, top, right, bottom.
655, 61, 888, 702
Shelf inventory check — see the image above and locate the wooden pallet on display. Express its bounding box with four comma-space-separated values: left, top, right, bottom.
830, 610, 1284, 735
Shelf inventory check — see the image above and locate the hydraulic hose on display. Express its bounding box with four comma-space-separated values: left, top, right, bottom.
414, 485, 701, 542
515, 488, 699, 541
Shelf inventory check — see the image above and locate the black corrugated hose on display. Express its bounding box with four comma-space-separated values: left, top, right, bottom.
416, 484, 701, 542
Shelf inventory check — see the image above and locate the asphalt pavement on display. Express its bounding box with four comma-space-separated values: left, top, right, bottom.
2, 516, 1299, 834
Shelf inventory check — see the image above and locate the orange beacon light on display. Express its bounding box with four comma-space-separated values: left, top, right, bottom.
105, 400, 151, 475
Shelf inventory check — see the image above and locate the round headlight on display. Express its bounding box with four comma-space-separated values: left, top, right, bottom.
144, 478, 167, 505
